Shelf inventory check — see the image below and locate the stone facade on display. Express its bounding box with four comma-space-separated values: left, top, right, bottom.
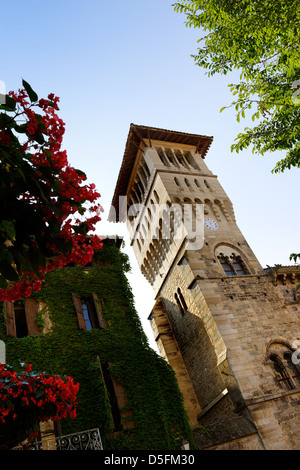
110, 124, 300, 450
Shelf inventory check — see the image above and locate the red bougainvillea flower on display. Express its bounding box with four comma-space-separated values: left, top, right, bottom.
0, 80, 103, 301
0, 363, 79, 425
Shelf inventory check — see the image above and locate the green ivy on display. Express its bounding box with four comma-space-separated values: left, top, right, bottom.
0, 243, 193, 450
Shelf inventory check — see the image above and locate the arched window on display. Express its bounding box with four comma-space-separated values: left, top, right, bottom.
155, 147, 169, 166
184, 178, 191, 188
268, 342, 300, 390
218, 254, 235, 276
230, 254, 248, 275
165, 148, 179, 167
153, 190, 160, 204
174, 177, 181, 187
217, 252, 249, 276
174, 288, 188, 315
174, 293, 184, 315
270, 355, 294, 390
174, 287, 188, 315
178, 288, 188, 310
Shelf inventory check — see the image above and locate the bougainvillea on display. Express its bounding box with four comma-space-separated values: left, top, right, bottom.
0, 362, 79, 449
0, 80, 103, 301
0, 362, 79, 424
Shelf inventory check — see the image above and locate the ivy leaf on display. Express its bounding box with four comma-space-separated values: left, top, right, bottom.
22, 79, 38, 102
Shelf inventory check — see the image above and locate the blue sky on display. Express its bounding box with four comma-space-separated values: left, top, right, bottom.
2, 0, 299, 348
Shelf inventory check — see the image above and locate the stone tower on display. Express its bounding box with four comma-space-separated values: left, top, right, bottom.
109, 124, 300, 450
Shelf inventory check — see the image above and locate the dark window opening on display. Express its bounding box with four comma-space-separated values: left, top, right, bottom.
101, 362, 122, 432
270, 355, 294, 390
14, 303, 28, 338
175, 293, 184, 315
175, 288, 188, 315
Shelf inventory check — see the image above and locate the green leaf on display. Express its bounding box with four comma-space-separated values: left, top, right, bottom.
22, 79, 38, 102
75, 168, 87, 178
0, 276, 8, 289
15, 123, 28, 133
4, 95, 16, 111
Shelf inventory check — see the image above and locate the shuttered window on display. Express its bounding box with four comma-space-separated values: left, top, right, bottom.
97, 359, 134, 431
72, 293, 106, 330
4, 299, 40, 338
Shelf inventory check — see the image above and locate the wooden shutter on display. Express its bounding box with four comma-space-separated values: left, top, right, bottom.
4, 301, 16, 337
109, 362, 134, 430
24, 299, 41, 335
72, 293, 86, 329
92, 293, 106, 329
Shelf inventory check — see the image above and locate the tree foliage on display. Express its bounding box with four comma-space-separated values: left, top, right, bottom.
174, 0, 300, 172
0, 81, 103, 301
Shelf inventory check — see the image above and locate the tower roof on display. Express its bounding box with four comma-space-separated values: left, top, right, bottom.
109, 124, 213, 221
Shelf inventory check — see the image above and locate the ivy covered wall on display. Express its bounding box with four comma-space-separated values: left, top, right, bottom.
0, 240, 192, 450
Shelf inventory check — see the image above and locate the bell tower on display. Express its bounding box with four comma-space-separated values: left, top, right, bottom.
109, 124, 300, 450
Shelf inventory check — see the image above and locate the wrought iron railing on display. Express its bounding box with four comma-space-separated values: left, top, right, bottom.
13, 428, 103, 450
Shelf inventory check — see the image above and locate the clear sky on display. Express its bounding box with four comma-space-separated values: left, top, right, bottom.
2, 0, 299, 349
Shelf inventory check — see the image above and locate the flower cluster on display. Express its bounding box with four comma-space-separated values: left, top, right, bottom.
0, 363, 79, 424
0, 80, 103, 301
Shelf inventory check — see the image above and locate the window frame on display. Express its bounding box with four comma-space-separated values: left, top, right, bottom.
4, 299, 40, 338
72, 293, 106, 331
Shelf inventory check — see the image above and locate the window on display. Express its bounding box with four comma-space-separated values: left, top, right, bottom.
194, 179, 201, 189
4, 299, 40, 338
218, 253, 249, 276
231, 254, 247, 275
174, 288, 188, 315
153, 190, 160, 204
165, 148, 179, 167
155, 147, 169, 166
184, 178, 191, 188
268, 342, 300, 390
82, 301, 95, 330
100, 361, 122, 431
72, 293, 106, 330
14, 303, 28, 338
98, 359, 134, 431
174, 177, 181, 188
218, 254, 235, 276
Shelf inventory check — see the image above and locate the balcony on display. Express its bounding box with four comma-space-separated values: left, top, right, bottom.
12, 428, 103, 450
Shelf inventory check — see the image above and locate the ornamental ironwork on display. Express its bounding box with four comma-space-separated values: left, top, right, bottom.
12, 428, 103, 451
